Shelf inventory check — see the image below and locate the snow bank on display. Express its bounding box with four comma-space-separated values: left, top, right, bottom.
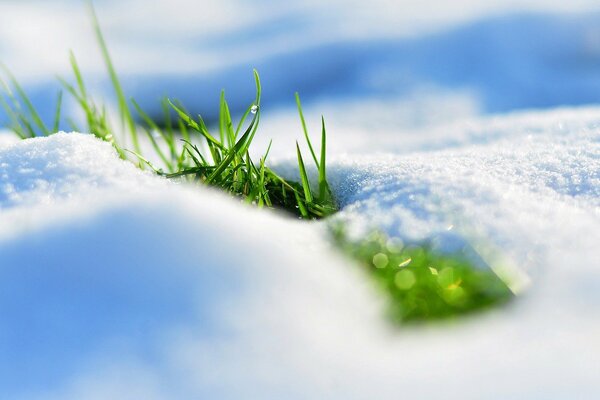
0, 132, 383, 399
1, 104, 599, 399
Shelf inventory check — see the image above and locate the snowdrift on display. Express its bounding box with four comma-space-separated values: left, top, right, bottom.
1, 104, 598, 398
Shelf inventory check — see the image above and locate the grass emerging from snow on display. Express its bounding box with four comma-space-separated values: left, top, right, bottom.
0, 4, 336, 220
152, 83, 335, 219
333, 229, 514, 323
0, 2, 516, 322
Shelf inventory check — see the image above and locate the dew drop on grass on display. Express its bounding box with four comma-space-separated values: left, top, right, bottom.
251, 104, 258, 114
372, 253, 389, 268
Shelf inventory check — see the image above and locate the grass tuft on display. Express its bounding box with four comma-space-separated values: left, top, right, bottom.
0, 3, 337, 219
162, 74, 336, 219
333, 228, 515, 323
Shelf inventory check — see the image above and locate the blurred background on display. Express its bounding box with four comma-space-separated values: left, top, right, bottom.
2, 0, 600, 153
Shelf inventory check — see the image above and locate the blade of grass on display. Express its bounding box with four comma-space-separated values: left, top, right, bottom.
318, 116, 332, 201
52, 90, 63, 133
295, 92, 318, 168
205, 112, 258, 184
253, 69, 261, 107
169, 100, 224, 150
131, 98, 173, 170
296, 141, 313, 204
88, 1, 139, 152
68, 51, 88, 100
234, 103, 253, 137
0, 89, 27, 139
219, 90, 236, 147
59, 53, 113, 141
294, 191, 309, 219
1, 64, 50, 136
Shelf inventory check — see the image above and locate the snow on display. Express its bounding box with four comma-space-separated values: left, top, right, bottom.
1, 104, 599, 399
2, 1, 600, 398
0, 133, 18, 149
0, 132, 383, 399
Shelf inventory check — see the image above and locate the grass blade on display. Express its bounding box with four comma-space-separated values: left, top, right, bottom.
295, 92, 318, 168
318, 116, 332, 201
296, 141, 313, 204
88, 1, 139, 152
219, 90, 236, 146
294, 191, 309, 219
168, 100, 225, 150
1, 64, 50, 136
0, 86, 27, 138
205, 112, 258, 184
52, 90, 63, 133
131, 99, 173, 170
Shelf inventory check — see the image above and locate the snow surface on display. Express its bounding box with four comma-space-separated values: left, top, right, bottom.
2, 1, 600, 397
1, 104, 599, 398
0, 130, 18, 149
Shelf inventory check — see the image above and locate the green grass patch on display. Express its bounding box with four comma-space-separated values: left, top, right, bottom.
0, 2, 336, 220
333, 229, 515, 324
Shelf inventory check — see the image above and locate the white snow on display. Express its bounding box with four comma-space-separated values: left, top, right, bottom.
0, 132, 383, 399
2, 1, 600, 397
0, 130, 18, 149
1, 104, 599, 399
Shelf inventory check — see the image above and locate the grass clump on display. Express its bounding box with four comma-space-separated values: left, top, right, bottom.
152, 79, 336, 219
0, 3, 336, 220
333, 229, 515, 324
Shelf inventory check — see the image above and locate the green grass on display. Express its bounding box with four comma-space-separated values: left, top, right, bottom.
332, 229, 515, 324
155, 80, 336, 218
0, 2, 336, 220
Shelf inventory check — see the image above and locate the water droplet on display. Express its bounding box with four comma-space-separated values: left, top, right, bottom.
251, 104, 258, 114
